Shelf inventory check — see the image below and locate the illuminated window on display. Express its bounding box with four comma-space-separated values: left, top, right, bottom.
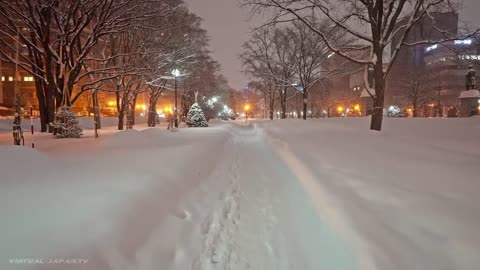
8, 76, 14, 81
456, 55, 480, 61
24, 76, 34, 82
454, 39, 472, 45
1, 76, 4, 81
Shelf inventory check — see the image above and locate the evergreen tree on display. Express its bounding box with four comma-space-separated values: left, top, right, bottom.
186, 103, 208, 127
50, 106, 83, 138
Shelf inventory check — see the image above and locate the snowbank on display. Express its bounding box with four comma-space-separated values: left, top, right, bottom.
0, 126, 233, 270
258, 117, 480, 270
2, 118, 479, 270
0, 116, 148, 132
459, 89, 480, 98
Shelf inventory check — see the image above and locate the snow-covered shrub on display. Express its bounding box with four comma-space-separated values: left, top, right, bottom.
186, 103, 208, 127
50, 106, 83, 138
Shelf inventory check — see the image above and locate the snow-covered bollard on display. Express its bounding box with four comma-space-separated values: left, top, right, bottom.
458, 90, 480, 117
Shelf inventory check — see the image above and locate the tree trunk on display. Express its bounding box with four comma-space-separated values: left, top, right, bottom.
46, 83, 56, 133
35, 81, 48, 132
280, 88, 287, 119
147, 98, 158, 127
28, 38, 48, 132
117, 94, 127, 131
131, 95, 138, 125
412, 101, 418, 117
118, 110, 125, 130
370, 67, 385, 131
302, 90, 308, 120
92, 90, 101, 130
263, 93, 268, 119
269, 94, 274, 120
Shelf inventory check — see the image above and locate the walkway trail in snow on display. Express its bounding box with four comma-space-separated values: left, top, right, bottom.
191, 123, 359, 270
4, 118, 479, 270
1, 122, 363, 270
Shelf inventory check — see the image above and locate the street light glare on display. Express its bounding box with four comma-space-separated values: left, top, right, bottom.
172, 69, 180, 77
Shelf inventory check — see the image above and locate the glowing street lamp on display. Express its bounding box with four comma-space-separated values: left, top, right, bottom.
171, 69, 180, 77
244, 104, 250, 119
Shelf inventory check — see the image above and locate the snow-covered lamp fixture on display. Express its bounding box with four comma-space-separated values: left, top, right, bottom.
171, 69, 180, 77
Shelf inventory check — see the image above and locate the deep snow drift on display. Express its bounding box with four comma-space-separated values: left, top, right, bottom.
259, 117, 480, 270
1, 117, 479, 270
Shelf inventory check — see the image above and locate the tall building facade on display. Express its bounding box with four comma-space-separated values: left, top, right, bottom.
0, 27, 38, 113
423, 38, 480, 107
0, 60, 37, 111
387, 12, 459, 108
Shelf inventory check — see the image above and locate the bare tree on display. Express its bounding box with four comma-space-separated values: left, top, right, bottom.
394, 70, 434, 116
241, 27, 295, 119
287, 20, 347, 120
0, 0, 176, 132
246, 80, 277, 119
244, 0, 479, 130
180, 55, 227, 121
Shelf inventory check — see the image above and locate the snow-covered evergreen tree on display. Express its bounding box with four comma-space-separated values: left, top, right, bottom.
186, 103, 208, 127
50, 106, 83, 138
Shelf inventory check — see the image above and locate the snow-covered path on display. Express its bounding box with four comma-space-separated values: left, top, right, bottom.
2, 118, 479, 270
190, 123, 357, 270
0, 122, 360, 270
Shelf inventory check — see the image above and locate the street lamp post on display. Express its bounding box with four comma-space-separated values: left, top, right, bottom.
172, 69, 180, 128
244, 104, 250, 119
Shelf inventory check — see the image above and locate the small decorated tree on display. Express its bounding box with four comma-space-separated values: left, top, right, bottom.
50, 106, 83, 138
186, 103, 208, 127
12, 94, 24, 145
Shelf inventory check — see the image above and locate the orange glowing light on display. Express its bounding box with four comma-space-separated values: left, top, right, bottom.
353, 104, 360, 111
337, 106, 344, 113
244, 104, 250, 111
164, 106, 173, 113
136, 104, 147, 110
107, 101, 115, 107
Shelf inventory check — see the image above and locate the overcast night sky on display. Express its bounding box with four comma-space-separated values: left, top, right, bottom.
185, 0, 480, 90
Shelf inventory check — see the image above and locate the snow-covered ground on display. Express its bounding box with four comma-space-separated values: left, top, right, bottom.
1, 117, 479, 270
259, 117, 480, 270
0, 117, 153, 148
0, 116, 148, 132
